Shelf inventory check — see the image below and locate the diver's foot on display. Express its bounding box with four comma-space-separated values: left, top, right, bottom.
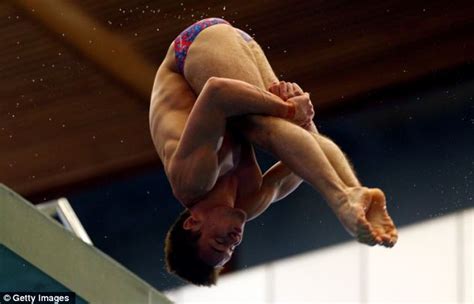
335, 187, 398, 248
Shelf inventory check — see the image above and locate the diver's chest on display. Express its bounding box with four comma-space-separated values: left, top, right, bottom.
217, 132, 241, 177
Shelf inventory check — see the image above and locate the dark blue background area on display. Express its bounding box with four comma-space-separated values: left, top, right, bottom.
0, 245, 87, 303
64, 69, 473, 291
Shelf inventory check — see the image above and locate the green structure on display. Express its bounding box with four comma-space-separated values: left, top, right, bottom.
0, 184, 172, 304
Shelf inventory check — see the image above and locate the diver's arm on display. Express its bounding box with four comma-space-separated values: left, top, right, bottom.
263, 161, 304, 201
244, 161, 303, 220
166, 76, 294, 204
204, 77, 295, 118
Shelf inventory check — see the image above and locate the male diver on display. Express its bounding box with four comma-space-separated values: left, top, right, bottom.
149, 18, 398, 286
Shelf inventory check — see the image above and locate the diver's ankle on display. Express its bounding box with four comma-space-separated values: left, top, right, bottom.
331, 186, 368, 211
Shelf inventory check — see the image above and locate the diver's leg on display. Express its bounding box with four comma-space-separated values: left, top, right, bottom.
304, 122, 361, 187
240, 115, 397, 247
315, 134, 361, 187
239, 115, 348, 208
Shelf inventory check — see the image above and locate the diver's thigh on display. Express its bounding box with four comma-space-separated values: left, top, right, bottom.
184, 24, 267, 94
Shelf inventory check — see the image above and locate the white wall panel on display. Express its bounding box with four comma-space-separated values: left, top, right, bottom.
273, 242, 361, 303
164, 289, 183, 304
367, 214, 458, 303
166, 209, 473, 304
461, 208, 473, 304
171, 265, 267, 304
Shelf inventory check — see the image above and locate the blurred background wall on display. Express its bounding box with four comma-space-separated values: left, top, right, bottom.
165, 208, 473, 303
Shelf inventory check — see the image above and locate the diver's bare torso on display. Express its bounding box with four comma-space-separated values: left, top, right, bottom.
150, 24, 276, 217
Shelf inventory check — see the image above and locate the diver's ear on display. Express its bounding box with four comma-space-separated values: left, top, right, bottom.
183, 215, 202, 231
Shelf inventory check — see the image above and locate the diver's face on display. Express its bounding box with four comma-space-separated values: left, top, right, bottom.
184, 207, 246, 267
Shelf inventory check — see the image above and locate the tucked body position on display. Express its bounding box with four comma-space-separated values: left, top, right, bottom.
149, 18, 398, 286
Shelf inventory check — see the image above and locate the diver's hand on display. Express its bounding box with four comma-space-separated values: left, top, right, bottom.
268, 81, 314, 126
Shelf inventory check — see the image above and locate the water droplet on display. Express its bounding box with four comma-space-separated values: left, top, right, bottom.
134, 32, 138, 37
92, 135, 96, 140
223, 6, 226, 11
62, 124, 66, 128
156, 28, 160, 31
107, 20, 112, 25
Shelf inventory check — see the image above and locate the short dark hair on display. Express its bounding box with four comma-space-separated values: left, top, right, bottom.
164, 209, 223, 286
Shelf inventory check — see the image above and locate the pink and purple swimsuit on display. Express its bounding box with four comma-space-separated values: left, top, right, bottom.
174, 18, 253, 74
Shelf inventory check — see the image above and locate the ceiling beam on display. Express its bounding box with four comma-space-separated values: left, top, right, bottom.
13, 0, 155, 100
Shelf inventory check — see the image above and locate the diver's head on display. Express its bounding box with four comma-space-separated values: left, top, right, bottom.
164, 207, 246, 286
185, 205, 246, 267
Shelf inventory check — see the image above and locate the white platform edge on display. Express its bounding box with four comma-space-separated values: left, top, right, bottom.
0, 184, 172, 304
